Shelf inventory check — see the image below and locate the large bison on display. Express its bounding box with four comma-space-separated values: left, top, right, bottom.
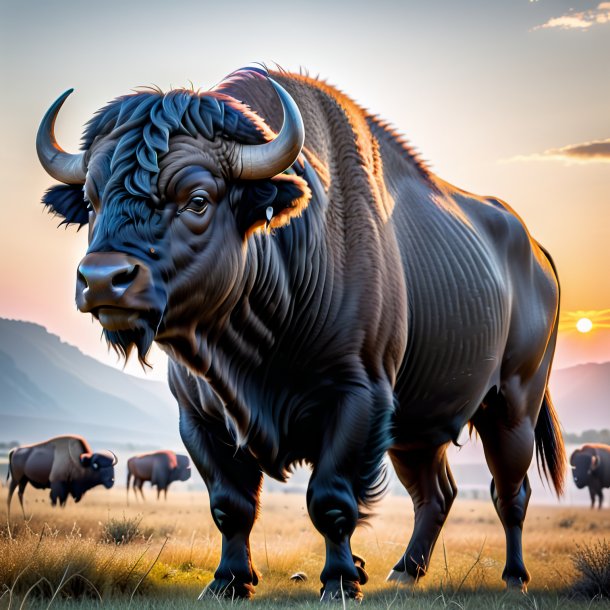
570, 444, 610, 508
7, 435, 116, 516
36, 67, 565, 599
127, 450, 191, 500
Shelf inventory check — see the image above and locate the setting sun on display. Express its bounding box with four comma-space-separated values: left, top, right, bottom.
576, 318, 593, 333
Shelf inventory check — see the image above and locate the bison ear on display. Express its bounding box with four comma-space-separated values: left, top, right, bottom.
80, 453, 93, 467
232, 173, 311, 238
591, 455, 600, 469
42, 184, 89, 228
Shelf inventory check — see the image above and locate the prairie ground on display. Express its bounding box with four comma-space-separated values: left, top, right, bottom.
0, 485, 608, 609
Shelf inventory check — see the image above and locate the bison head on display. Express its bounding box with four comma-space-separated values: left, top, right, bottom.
570, 449, 599, 489
79, 450, 117, 490
175, 454, 192, 482
37, 68, 309, 367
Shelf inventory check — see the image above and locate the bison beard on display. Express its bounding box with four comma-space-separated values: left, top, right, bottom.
103, 318, 156, 366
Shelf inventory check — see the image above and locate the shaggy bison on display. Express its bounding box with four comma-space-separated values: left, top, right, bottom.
37, 67, 564, 599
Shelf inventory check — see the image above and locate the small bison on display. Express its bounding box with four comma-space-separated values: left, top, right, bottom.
7, 435, 116, 516
127, 450, 191, 500
570, 444, 610, 508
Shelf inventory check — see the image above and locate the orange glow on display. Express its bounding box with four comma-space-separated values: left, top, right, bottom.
576, 318, 593, 333
559, 310, 610, 333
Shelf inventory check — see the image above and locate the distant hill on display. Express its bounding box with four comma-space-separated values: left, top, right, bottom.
0, 318, 181, 448
549, 362, 610, 433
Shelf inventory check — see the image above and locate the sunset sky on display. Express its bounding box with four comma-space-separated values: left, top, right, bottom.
0, 0, 608, 381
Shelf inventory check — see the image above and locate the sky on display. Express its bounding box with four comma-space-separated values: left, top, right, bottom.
0, 0, 609, 382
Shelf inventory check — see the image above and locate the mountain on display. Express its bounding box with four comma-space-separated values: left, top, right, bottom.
548, 362, 610, 433
0, 318, 181, 448
2, 317, 608, 443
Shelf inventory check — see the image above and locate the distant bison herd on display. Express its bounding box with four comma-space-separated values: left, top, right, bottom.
5, 435, 191, 517
5, 438, 609, 517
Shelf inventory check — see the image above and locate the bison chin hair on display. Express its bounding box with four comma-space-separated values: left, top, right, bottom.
103, 321, 156, 368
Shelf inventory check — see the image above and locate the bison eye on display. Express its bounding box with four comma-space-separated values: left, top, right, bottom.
177, 195, 209, 216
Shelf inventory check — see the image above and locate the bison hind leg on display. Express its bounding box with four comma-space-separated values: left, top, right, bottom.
7, 477, 27, 520
386, 442, 457, 583
472, 379, 541, 592
17, 479, 28, 518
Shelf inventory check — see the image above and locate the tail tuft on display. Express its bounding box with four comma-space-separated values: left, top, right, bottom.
535, 389, 566, 496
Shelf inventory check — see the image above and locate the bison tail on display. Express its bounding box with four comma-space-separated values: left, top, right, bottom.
7, 448, 15, 482
534, 388, 566, 496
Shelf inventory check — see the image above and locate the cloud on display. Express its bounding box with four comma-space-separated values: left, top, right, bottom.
504, 139, 610, 164
534, 2, 610, 30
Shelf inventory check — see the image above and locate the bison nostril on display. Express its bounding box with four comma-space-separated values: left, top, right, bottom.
112, 264, 139, 288
77, 268, 88, 289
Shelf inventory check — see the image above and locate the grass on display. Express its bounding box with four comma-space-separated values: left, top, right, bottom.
1, 487, 609, 608
571, 539, 610, 599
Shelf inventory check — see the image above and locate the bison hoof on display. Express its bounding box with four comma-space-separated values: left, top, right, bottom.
352, 554, 369, 585
198, 579, 255, 600
505, 576, 528, 594
320, 579, 363, 603
386, 569, 416, 585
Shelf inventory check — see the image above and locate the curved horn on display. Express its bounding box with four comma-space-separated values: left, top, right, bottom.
36, 89, 86, 184
109, 450, 119, 466
228, 78, 305, 180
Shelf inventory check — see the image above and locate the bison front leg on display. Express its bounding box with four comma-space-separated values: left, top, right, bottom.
307, 470, 363, 601
179, 405, 262, 600
50, 481, 69, 507
386, 443, 457, 584
307, 383, 390, 602
588, 483, 603, 509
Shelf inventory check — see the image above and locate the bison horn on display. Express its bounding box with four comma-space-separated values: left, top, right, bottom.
228, 78, 304, 180
109, 450, 119, 466
36, 89, 87, 185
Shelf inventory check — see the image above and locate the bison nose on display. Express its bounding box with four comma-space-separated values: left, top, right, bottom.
78, 261, 138, 293
76, 252, 150, 313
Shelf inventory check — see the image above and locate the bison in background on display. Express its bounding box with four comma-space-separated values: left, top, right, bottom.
6, 435, 116, 517
127, 450, 191, 501
571, 444, 610, 508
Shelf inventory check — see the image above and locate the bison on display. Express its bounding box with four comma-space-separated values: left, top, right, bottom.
570, 444, 610, 508
127, 450, 191, 500
36, 66, 565, 599
6, 435, 116, 516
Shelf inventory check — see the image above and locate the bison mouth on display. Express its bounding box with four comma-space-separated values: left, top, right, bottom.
93, 307, 160, 366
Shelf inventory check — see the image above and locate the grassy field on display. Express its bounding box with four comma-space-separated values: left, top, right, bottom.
0, 485, 608, 609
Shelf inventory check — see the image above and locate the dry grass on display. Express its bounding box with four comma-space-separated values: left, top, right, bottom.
1, 486, 609, 608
